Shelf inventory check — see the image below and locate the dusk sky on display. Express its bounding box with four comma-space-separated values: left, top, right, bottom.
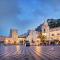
0, 0, 60, 36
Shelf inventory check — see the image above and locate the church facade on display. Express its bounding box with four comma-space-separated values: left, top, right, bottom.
4, 29, 26, 45
42, 21, 60, 44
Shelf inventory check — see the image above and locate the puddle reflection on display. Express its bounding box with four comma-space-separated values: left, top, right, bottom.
16, 45, 21, 55
34, 46, 42, 55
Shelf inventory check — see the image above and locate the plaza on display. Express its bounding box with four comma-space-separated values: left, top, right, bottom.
0, 45, 60, 60
0, 0, 60, 60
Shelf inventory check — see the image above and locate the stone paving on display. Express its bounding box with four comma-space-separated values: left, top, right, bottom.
0, 45, 60, 60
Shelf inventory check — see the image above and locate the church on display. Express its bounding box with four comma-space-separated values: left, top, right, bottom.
42, 21, 60, 44
4, 29, 26, 45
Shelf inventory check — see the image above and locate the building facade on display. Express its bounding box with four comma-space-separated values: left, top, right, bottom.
42, 21, 60, 44
27, 30, 40, 45
4, 29, 26, 45
4, 29, 18, 44
18, 36, 26, 45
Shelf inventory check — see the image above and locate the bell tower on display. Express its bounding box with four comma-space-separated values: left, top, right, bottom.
42, 20, 50, 40
10, 29, 18, 40
42, 20, 49, 33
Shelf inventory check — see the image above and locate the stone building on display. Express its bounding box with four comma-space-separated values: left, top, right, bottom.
42, 21, 60, 44
4, 29, 26, 45
4, 29, 18, 44
27, 30, 40, 45
18, 35, 26, 45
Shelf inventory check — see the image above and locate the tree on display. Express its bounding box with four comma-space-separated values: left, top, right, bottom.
38, 32, 46, 44
47, 19, 60, 28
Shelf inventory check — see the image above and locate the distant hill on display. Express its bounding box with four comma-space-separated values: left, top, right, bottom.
35, 19, 60, 32
47, 19, 60, 28
35, 24, 43, 32
20, 31, 30, 37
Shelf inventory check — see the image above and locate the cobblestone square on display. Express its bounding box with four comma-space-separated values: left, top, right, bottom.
0, 45, 60, 60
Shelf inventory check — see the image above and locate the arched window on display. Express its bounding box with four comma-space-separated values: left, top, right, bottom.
44, 29, 46, 33
52, 34, 54, 36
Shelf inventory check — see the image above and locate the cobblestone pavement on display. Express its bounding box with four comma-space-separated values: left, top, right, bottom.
0, 45, 60, 60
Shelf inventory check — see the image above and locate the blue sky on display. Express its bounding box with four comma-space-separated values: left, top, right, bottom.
0, 0, 60, 36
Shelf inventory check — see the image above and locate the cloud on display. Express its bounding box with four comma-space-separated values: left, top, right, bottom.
32, 9, 47, 18
0, 0, 18, 17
